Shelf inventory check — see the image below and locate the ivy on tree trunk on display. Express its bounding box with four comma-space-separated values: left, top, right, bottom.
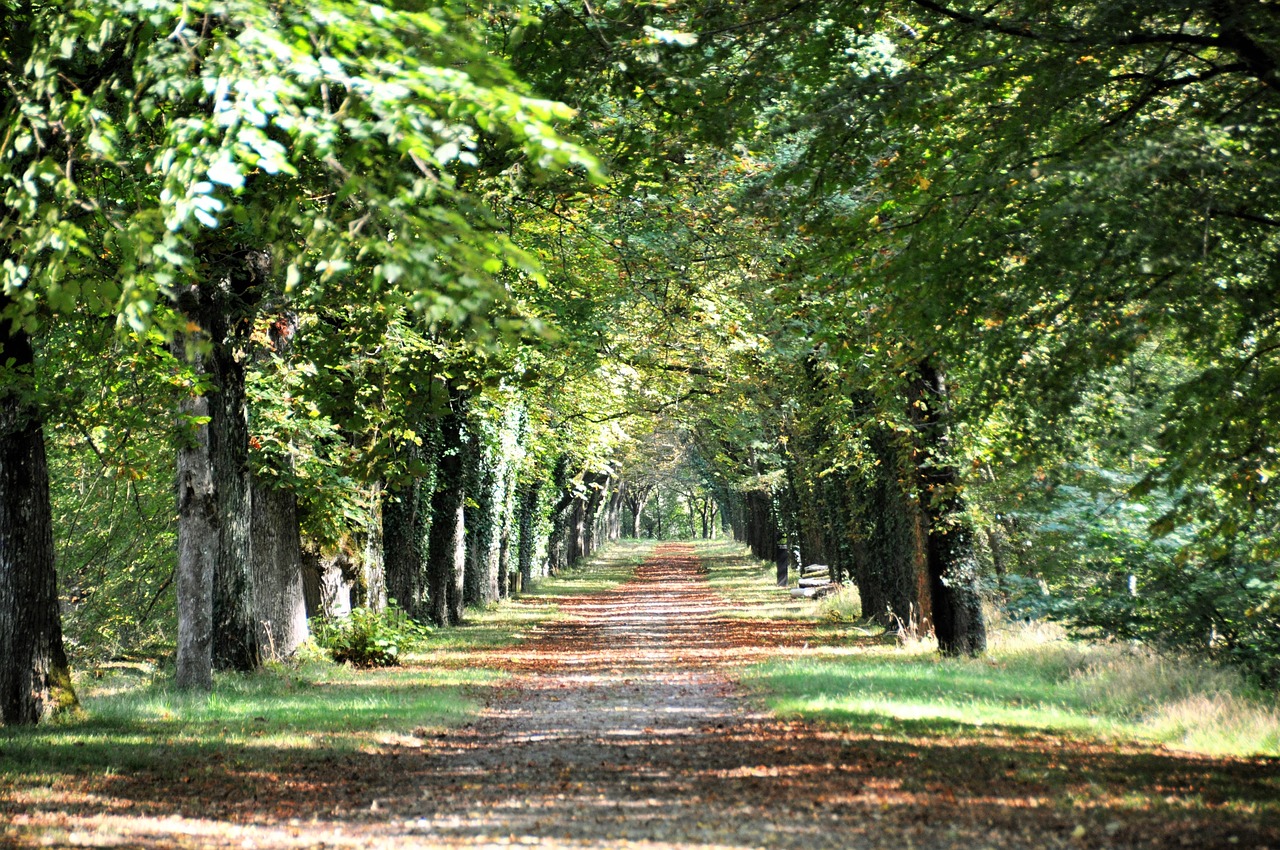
427, 405, 467, 627
912, 363, 987, 657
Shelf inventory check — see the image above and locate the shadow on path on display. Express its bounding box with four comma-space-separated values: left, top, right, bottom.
4, 543, 1277, 849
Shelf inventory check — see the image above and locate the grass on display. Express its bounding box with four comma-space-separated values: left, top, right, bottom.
697, 538, 818, 620
697, 539, 1280, 758
0, 660, 501, 794
1, 541, 648, 793
413, 539, 649, 655
524, 539, 650, 598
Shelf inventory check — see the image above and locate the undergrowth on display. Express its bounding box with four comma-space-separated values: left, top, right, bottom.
314, 605, 431, 667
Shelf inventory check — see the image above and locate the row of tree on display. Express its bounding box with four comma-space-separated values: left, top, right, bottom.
5, 0, 1280, 727
514, 0, 1280, 680
0, 0, 630, 724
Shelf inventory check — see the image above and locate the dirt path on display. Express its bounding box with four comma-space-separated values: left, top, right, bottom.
8, 543, 1278, 849
344, 543, 1278, 850
397, 542, 814, 848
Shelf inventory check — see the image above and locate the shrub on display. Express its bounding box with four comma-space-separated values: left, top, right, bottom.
313, 606, 430, 668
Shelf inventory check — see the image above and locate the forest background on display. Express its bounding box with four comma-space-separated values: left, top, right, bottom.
2, 0, 1279, 725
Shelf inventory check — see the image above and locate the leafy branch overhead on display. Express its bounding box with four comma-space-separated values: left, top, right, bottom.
4, 0, 600, 335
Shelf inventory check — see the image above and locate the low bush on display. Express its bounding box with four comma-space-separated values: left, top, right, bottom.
313, 605, 431, 667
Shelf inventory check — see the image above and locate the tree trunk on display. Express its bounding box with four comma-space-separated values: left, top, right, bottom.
301, 547, 356, 619
568, 498, 584, 564
859, 425, 931, 631
175, 254, 266, 675
250, 478, 307, 660
728, 494, 746, 542
580, 472, 608, 560
464, 437, 502, 607
913, 363, 987, 656
427, 409, 467, 626
545, 456, 576, 574
446, 497, 466, 624
0, 320, 78, 722
744, 490, 777, 560
358, 481, 387, 613
621, 484, 651, 539
496, 464, 515, 599
605, 486, 623, 542
383, 434, 435, 621
173, 333, 217, 691
207, 332, 256, 670
515, 481, 540, 594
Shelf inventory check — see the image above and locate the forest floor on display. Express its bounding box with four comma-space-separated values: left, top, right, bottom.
5, 542, 1279, 849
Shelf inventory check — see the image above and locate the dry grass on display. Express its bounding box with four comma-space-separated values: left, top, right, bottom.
702, 540, 1280, 757
986, 613, 1280, 755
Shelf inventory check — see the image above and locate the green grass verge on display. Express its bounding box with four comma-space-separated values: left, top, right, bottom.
0, 660, 500, 790
696, 538, 818, 620
696, 539, 1280, 758
524, 539, 651, 599
741, 646, 1280, 757
1, 540, 649, 790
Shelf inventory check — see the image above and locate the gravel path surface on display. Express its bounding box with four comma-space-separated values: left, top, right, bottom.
380, 542, 1276, 850
10, 542, 1276, 849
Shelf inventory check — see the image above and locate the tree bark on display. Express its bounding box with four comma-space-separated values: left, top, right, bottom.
301, 547, 356, 619
358, 481, 387, 612
0, 319, 78, 722
383, 437, 434, 621
175, 250, 267, 674
604, 486, 623, 542
913, 363, 987, 656
621, 483, 652, 538
568, 495, 586, 564
463, 436, 502, 607
496, 461, 516, 599
173, 334, 216, 691
580, 472, 608, 560
744, 490, 777, 560
427, 408, 467, 626
250, 477, 307, 660
515, 481, 540, 593
207, 323, 256, 670
861, 425, 932, 631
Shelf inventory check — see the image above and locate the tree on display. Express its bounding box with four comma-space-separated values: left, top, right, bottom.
0, 1, 77, 724
2, 0, 598, 707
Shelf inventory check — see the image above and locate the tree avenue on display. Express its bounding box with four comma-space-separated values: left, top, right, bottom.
2, 0, 1279, 726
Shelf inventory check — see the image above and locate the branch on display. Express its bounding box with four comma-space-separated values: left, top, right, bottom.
134, 568, 176, 631
617, 355, 721, 379
555, 386, 720, 426
697, 0, 822, 39
906, 0, 1280, 91
906, 0, 1221, 49
1208, 206, 1280, 229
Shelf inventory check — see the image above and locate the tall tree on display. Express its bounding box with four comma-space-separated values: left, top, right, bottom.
2, 0, 598, 701
0, 2, 77, 724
